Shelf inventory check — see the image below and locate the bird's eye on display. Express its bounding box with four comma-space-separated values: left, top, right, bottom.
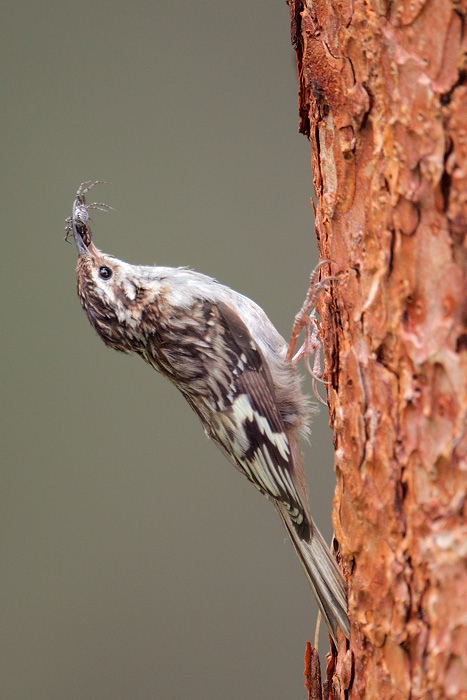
99, 266, 113, 280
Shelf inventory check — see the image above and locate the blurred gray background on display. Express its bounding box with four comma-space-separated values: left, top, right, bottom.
1, 2, 336, 698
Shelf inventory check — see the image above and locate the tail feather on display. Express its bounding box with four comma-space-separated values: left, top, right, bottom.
277, 506, 350, 644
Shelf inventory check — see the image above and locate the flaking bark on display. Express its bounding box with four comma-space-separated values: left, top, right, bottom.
288, 1, 467, 698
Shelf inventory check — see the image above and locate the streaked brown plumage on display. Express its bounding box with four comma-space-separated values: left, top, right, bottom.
66, 182, 350, 643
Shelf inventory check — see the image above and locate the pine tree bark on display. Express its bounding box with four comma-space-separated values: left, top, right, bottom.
288, 2, 467, 698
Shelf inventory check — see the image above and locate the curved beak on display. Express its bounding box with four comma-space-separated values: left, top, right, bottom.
71, 199, 100, 258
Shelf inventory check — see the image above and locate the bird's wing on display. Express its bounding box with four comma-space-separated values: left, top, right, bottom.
203, 300, 309, 535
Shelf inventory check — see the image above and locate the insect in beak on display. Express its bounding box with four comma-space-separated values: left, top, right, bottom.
64, 180, 114, 258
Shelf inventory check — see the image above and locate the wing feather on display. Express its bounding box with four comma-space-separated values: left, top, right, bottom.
212, 301, 310, 536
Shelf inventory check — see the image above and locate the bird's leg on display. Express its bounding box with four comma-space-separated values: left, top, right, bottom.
287, 261, 339, 406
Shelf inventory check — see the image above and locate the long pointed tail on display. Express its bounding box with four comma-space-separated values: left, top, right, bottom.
277, 506, 350, 644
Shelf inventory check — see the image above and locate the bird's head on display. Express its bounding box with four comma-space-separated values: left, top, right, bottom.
68, 193, 156, 353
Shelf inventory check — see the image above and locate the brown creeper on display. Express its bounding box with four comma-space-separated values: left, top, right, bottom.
66, 183, 350, 643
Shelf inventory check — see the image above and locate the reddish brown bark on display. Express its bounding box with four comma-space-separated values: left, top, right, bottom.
288, 1, 467, 698
304, 642, 323, 700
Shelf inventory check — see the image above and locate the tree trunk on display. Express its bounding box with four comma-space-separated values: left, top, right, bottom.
288, 1, 467, 698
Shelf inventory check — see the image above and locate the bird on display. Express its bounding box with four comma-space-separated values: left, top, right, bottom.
65, 182, 350, 643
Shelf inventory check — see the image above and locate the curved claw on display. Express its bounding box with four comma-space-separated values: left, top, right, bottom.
287, 260, 341, 405
305, 356, 329, 407
315, 274, 340, 289
287, 262, 341, 363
